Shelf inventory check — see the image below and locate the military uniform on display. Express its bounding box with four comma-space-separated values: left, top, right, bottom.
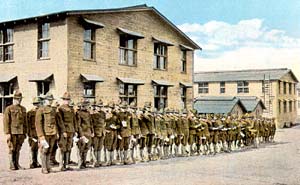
35, 100, 62, 174
27, 102, 40, 168
76, 106, 93, 169
118, 110, 132, 164
4, 93, 27, 170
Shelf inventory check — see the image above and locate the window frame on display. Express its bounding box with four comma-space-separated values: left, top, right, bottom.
181, 50, 187, 73
83, 82, 96, 98
83, 27, 96, 61
119, 35, 138, 66
37, 22, 50, 59
153, 43, 168, 70
0, 28, 14, 62
220, 81, 225, 94
198, 82, 209, 94
37, 81, 50, 96
237, 81, 249, 93
119, 82, 138, 105
180, 86, 187, 109
154, 85, 168, 110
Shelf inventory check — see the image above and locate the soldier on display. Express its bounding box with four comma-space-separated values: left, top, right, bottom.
35, 92, 63, 174
118, 102, 133, 165
153, 111, 163, 160
90, 100, 106, 167
49, 100, 60, 166
57, 92, 77, 171
173, 110, 182, 157
103, 102, 118, 166
144, 104, 156, 161
76, 99, 94, 169
27, 97, 42, 169
270, 118, 276, 142
180, 110, 190, 157
188, 111, 197, 156
139, 106, 150, 162
128, 103, 141, 163
3, 91, 27, 170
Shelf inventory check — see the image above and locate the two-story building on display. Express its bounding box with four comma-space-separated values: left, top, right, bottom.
0, 4, 201, 113
194, 68, 298, 128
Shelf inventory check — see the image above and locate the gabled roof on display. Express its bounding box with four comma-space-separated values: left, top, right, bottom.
194, 68, 298, 83
237, 96, 266, 112
0, 4, 201, 50
193, 96, 246, 114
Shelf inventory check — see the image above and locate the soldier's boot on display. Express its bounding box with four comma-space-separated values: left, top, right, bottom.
112, 150, 121, 165
46, 154, 54, 173
144, 147, 150, 162
204, 144, 209, 155
34, 150, 41, 168
41, 153, 49, 174
102, 150, 111, 167
83, 152, 88, 168
29, 150, 36, 169
209, 143, 214, 155
130, 148, 136, 164
120, 150, 125, 165
9, 153, 16, 170
93, 150, 99, 167
97, 151, 102, 166
64, 152, 72, 170
15, 151, 25, 170
78, 152, 84, 169
198, 144, 204, 155
214, 144, 218, 155
59, 151, 66, 171
124, 150, 132, 165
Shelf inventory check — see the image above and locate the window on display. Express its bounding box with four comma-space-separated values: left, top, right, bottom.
153, 43, 167, 70
38, 23, 50, 59
83, 82, 95, 98
262, 81, 265, 93
283, 101, 287, 113
237, 81, 249, 93
283, 82, 287, 94
83, 28, 95, 60
180, 87, 187, 109
119, 83, 137, 105
0, 28, 14, 62
289, 83, 292, 94
220, 82, 225, 94
154, 85, 168, 110
37, 82, 50, 96
119, 35, 137, 66
278, 81, 281, 94
278, 100, 281, 114
181, 50, 187, 73
198, 82, 209, 94
289, 101, 293, 112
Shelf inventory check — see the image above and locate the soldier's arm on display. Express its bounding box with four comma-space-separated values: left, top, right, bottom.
56, 111, 66, 134
3, 107, 11, 135
35, 108, 45, 138
76, 112, 83, 137
90, 114, 94, 135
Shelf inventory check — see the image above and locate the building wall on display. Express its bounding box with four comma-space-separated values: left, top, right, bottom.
194, 72, 297, 128
297, 87, 300, 117
230, 103, 245, 116
0, 18, 68, 110
67, 10, 194, 109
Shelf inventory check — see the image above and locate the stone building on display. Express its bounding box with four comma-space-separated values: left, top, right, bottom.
0, 5, 201, 113
237, 96, 266, 118
194, 68, 298, 128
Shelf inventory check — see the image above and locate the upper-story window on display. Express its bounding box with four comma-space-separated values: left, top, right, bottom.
181, 50, 187, 73
198, 82, 209, 94
237, 81, 249, 93
278, 81, 281, 94
289, 83, 292, 94
180, 87, 187, 109
0, 28, 14, 62
83, 28, 95, 60
119, 35, 137, 66
153, 43, 167, 70
283, 82, 287, 94
220, 82, 225, 94
38, 23, 50, 59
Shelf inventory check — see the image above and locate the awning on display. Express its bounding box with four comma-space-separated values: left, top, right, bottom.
180, 82, 193, 88
0, 75, 17, 83
152, 37, 174, 46
81, 74, 104, 82
180, 44, 194, 51
117, 77, 145, 85
81, 17, 105, 28
152, 80, 174, 87
29, 73, 53, 82
117, 27, 144, 39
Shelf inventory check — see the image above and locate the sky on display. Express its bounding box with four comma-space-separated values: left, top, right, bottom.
1, 0, 299, 79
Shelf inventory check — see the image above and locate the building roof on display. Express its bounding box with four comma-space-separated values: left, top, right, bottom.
0, 4, 201, 50
0, 75, 17, 83
117, 77, 145, 85
28, 73, 53, 82
80, 74, 104, 82
237, 96, 266, 112
193, 96, 246, 114
194, 68, 299, 83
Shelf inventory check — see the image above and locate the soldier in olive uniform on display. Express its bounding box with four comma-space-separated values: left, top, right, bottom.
188, 112, 197, 156
35, 92, 63, 174
27, 97, 42, 168
90, 100, 106, 167
128, 104, 141, 163
76, 99, 94, 169
139, 106, 150, 162
143, 105, 155, 161
180, 111, 190, 157
3, 91, 27, 170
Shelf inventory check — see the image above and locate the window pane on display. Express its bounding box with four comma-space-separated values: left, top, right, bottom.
127, 39, 134, 49
153, 56, 158, 68
4, 45, 13, 60
120, 36, 126, 47
84, 29, 92, 40
42, 23, 49, 38
84, 42, 92, 59
0, 46, 3, 61
84, 83, 95, 97
237, 82, 243, 86
159, 56, 165, 69
119, 83, 125, 95
0, 30, 3, 44
6, 29, 13, 43
128, 50, 134, 65
181, 50, 186, 60
119, 48, 126, 64
39, 41, 49, 58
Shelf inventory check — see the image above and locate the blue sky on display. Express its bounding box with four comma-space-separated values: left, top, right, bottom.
1, 0, 299, 77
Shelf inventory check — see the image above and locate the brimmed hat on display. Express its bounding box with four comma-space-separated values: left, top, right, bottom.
81, 99, 90, 106
32, 97, 41, 104
13, 91, 23, 99
61, 92, 71, 100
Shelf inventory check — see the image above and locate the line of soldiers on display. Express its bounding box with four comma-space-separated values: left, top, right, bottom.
3, 91, 276, 174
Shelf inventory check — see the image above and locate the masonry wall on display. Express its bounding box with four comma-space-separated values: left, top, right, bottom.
67, 10, 194, 110
0, 18, 68, 110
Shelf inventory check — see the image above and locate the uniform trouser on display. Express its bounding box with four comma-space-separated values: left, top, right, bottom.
188, 134, 196, 145
119, 137, 130, 151
104, 130, 117, 151
175, 135, 182, 146
7, 134, 26, 169
40, 135, 57, 170
28, 137, 39, 166
58, 132, 74, 153
50, 138, 58, 162
92, 136, 105, 151
147, 134, 155, 148
182, 130, 189, 146
139, 136, 147, 149
77, 136, 92, 166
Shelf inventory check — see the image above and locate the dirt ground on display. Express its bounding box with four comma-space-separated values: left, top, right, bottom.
0, 115, 300, 185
